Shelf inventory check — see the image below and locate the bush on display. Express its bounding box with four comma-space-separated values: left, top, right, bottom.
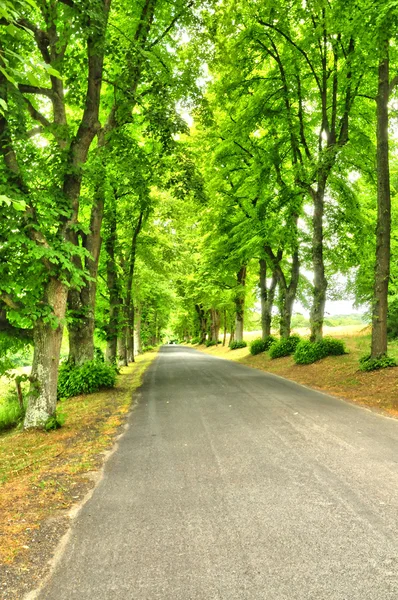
205, 339, 218, 347
249, 335, 276, 356
44, 410, 66, 431
294, 337, 347, 365
0, 388, 25, 432
58, 360, 117, 399
359, 354, 397, 372
142, 345, 154, 352
294, 340, 326, 365
229, 340, 247, 350
269, 335, 301, 359
321, 337, 346, 356
191, 337, 200, 345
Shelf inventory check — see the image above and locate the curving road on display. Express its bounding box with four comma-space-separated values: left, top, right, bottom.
37, 345, 398, 599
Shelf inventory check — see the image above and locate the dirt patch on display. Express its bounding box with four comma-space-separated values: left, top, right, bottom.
194, 334, 398, 418
0, 352, 157, 600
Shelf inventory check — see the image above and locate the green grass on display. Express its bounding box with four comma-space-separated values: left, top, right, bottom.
0, 371, 30, 432
0, 391, 25, 432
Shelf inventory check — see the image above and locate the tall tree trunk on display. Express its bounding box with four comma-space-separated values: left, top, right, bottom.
264, 242, 299, 340
195, 304, 207, 344
259, 258, 278, 339
125, 210, 145, 363
105, 202, 120, 363
104, 195, 120, 363
127, 311, 135, 361
229, 316, 235, 345
371, 43, 391, 359
310, 186, 327, 342
136, 306, 142, 354
210, 308, 220, 342
67, 174, 106, 364
118, 325, 128, 367
223, 309, 227, 346
234, 266, 246, 342
279, 250, 300, 339
24, 279, 68, 428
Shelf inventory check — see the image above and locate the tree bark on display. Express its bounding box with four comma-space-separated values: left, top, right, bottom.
118, 326, 128, 367
264, 241, 299, 339
24, 279, 67, 428
67, 183, 105, 364
259, 258, 278, 339
222, 308, 227, 346
195, 304, 207, 344
310, 187, 327, 342
371, 43, 391, 358
229, 317, 235, 345
125, 210, 145, 363
210, 308, 220, 342
234, 266, 246, 342
105, 199, 120, 364
279, 250, 299, 339
136, 306, 142, 354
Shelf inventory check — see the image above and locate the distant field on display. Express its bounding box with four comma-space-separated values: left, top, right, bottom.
232, 324, 367, 343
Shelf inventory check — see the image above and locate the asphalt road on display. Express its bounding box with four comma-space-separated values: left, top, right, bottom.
37, 346, 398, 599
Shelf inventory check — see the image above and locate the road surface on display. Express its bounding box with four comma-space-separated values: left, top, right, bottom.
37, 345, 398, 599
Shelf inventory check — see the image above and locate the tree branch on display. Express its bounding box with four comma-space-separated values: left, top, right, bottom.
257, 19, 322, 94
149, 1, 194, 48
0, 294, 20, 310
20, 94, 52, 129
18, 84, 54, 98
390, 75, 398, 95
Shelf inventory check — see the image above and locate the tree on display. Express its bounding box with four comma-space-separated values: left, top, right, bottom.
0, 0, 111, 428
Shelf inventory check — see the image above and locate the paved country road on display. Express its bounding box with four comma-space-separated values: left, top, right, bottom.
35, 346, 398, 600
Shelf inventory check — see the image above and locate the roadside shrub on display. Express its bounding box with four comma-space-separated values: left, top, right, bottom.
249, 335, 276, 356
229, 340, 247, 350
142, 345, 154, 352
269, 335, 301, 359
44, 410, 66, 431
191, 337, 200, 345
0, 388, 25, 432
294, 340, 326, 365
359, 354, 397, 372
205, 339, 217, 347
321, 337, 346, 356
294, 337, 347, 365
58, 360, 117, 399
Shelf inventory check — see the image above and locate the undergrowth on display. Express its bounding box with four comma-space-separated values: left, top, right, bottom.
229, 340, 247, 350
269, 335, 301, 359
249, 336, 276, 355
359, 354, 397, 372
58, 360, 117, 399
294, 337, 346, 365
0, 389, 26, 432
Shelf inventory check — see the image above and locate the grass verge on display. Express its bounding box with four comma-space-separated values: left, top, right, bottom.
0, 351, 157, 599
194, 334, 398, 417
